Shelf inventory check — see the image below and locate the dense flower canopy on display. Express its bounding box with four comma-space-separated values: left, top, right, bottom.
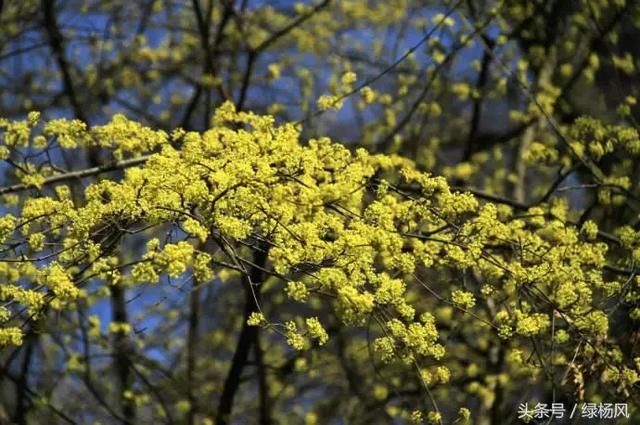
0, 103, 638, 423
2, 0, 640, 423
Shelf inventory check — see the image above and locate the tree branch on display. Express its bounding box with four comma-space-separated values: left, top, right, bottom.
110, 283, 136, 424
41, 0, 88, 123
186, 279, 201, 425
0, 155, 150, 196
215, 247, 268, 424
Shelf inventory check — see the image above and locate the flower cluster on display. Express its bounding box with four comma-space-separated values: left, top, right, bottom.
0, 103, 632, 410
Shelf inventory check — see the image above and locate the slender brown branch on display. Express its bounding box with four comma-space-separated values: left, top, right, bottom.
1, 368, 77, 425
41, 0, 88, 123
254, 0, 331, 53
186, 279, 201, 425
110, 283, 136, 424
0, 155, 150, 196
236, 0, 332, 111
215, 247, 268, 425
463, 35, 494, 161
375, 5, 494, 153
183, 0, 231, 128
254, 327, 271, 425
12, 334, 36, 425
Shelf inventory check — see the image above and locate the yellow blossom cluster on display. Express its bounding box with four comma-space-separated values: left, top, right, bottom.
0, 102, 634, 403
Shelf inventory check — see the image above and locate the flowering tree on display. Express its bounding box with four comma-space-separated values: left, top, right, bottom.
0, 0, 639, 424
